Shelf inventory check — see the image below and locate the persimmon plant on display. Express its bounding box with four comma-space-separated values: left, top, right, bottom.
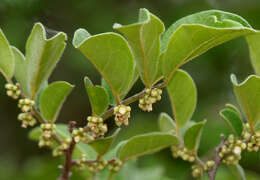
1, 8, 260, 180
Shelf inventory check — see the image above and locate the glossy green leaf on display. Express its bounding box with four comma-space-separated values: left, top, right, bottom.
88, 129, 120, 155
231, 74, 260, 129
101, 78, 116, 105
184, 120, 206, 151
117, 132, 179, 161
114, 8, 165, 87
0, 29, 15, 80
84, 77, 109, 115
26, 23, 67, 99
167, 69, 197, 129
73, 30, 134, 102
161, 10, 260, 81
40, 81, 73, 122
158, 112, 176, 134
220, 108, 243, 136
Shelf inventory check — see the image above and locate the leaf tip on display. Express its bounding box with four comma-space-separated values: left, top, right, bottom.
73, 28, 91, 48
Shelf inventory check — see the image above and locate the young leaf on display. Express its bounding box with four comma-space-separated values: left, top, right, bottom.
11, 47, 29, 96
184, 120, 206, 151
114, 8, 165, 87
84, 77, 109, 116
167, 69, 197, 130
0, 29, 15, 80
40, 81, 74, 122
117, 132, 179, 161
101, 78, 116, 105
88, 129, 120, 155
231, 74, 260, 130
72, 28, 91, 47
73, 31, 134, 102
158, 112, 176, 134
161, 10, 260, 81
220, 108, 243, 136
26, 23, 67, 99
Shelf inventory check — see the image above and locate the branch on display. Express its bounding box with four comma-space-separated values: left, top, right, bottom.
207, 134, 226, 180
59, 122, 77, 180
101, 81, 166, 120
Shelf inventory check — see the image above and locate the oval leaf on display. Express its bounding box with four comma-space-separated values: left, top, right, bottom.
184, 120, 206, 151
88, 129, 120, 155
220, 108, 243, 136
167, 69, 197, 129
161, 10, 260, 81
117, 132, 179, 161
73, 31, 134, 102
26, 23, 67, 99
0, 29, 15, 80
40, 81, 73, 122
114, 8, 165, 87
84, 77, 109, 116
231, 74, 260, 129
158, 112, 176, 134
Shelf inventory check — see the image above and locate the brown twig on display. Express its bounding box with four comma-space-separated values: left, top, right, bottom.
59, 121, 77, 180
207, 134, 226, 180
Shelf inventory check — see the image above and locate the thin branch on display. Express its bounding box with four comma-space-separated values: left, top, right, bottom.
59, 122, 77, 180
207, 134, 226, 180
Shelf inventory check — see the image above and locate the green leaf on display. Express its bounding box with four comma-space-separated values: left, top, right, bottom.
72, 28, 91, 47
35, 81, 48, 111
158, 112, 176, 134
84, 77, 109, 115
73, 142, 97, 160
161, 10, 260, 81
88, 129, 120, 155
11, 47, 29, 95
73, 31, 134, 102
225, 103, 242, 117
40, 81, 73, 122
101, 78, 116, 105
0, 29, 15, 80
184, 120, 206, 151
26, 23, 67, 99
231, 74, 260, 129
167, 69, 197, 130
117, 132, 179, 161
229, 164, 246, 180
246, 33, 260, 75
114, 8, 165, 87
220, 108, 243, 136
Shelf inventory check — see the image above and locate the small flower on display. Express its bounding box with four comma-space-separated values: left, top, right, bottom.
5, 83, 21, 99
72, 127, 94, 143
87, 116, 108, 138
18, 98, 35, 113
138, 88, 162, 112
113, 105, 131, 126
17, 113, 37, 128
108, 159, 123, 172
39, 123, 56, 147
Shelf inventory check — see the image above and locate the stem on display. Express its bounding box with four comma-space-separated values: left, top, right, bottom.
59, 122, 77, 180
207, 134, 226, 180
101, 81, 166, 121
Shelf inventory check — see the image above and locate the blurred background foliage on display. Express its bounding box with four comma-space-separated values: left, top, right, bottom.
1, 0, 260, 179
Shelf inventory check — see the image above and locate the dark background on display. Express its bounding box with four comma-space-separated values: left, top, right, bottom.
0, 0, 260, 179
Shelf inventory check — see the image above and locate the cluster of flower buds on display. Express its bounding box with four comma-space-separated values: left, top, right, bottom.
87, 116, 108, 138
39, 123, 56, 147
53, 138, 71, 157
242, 123, 260, 152
72, 127, 94, 143
76, 154, 88, 170
18, 98, 35, 113
204, 160, 215, 171
219, 134, 246, 165
191, 164, 203, 178
113, 105, 131, 126
108, 159, 123, 172
5, 83, 22, 99
171, 146, 196, 162
17, 113, 36, 128
138, 88, 162, 112
88, 159, 108, 173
